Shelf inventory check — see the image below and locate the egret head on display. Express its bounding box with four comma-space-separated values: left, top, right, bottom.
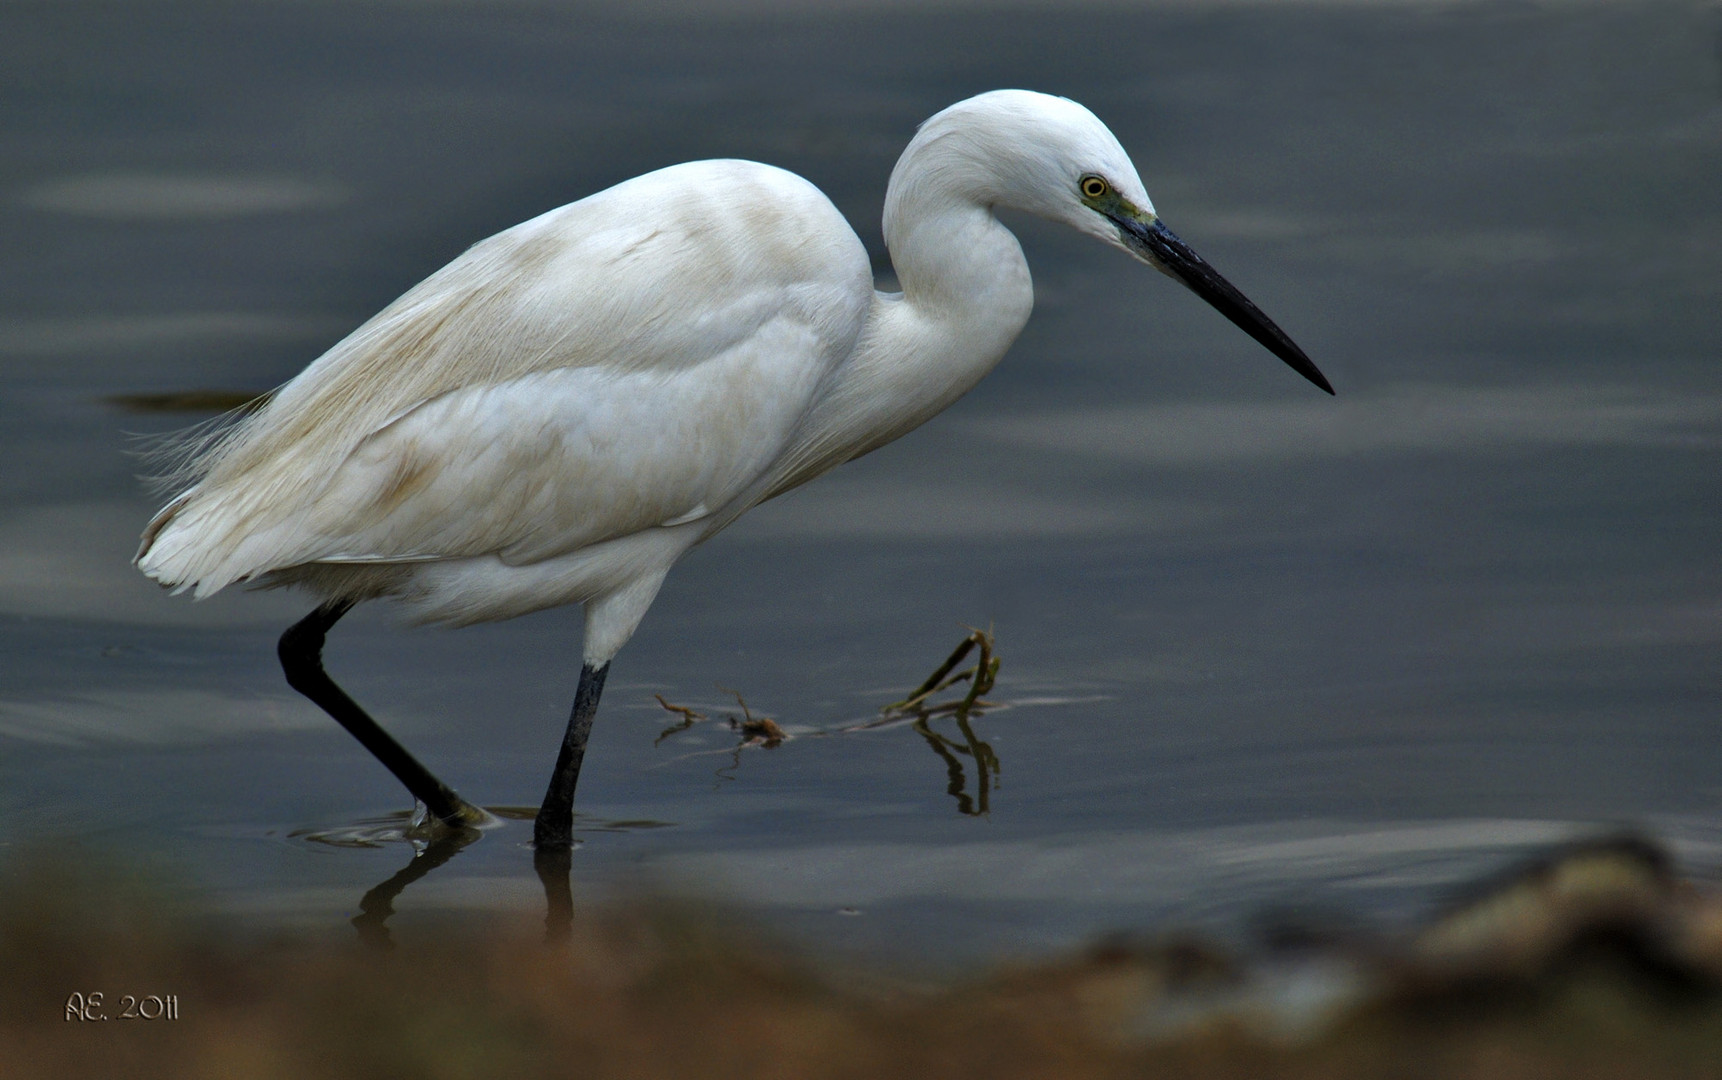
894, 89, 1154, 240
896, 90, 1333, 395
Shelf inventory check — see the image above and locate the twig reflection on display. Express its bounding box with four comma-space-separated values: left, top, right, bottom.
885, 628, 1002, 816
913, 711, 1000, 816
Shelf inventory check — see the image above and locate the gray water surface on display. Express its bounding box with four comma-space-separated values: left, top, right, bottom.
2, 0, 1718, 966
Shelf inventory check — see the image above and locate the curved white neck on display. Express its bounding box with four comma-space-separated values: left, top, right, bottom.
879, 194, 1034, 409
817, 197, 1034, 451
747, 164, 1037, 511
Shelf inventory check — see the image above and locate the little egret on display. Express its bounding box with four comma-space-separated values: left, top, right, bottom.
136, 90, 1332, 849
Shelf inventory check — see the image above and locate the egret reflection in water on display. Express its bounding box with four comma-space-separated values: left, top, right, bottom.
349, 826, 480, 949
299, 808, 673, 946
304, 631, 1016, 945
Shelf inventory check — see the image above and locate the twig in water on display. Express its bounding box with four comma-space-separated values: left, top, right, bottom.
653, 694, 706, 746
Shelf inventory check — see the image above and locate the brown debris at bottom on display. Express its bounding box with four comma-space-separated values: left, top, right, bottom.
7, 834, 1722, 1079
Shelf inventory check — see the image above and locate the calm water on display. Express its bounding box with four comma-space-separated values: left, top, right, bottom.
2, 0, 1719, 966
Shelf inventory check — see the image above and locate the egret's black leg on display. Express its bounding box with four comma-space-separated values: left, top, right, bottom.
534, 661, 609, 849
278, 601, 484, 828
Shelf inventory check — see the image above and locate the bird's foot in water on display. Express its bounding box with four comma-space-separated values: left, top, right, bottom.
533, 811, 576, 851
412, 796, 497, 835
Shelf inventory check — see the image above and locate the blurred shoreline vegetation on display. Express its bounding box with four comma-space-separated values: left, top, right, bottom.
7, 835, 1722, 1079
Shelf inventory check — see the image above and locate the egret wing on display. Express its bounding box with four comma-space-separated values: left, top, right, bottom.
287, 310, 847, 566
138, 160, 872, 595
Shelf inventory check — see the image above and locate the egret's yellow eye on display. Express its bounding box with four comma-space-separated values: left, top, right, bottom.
1080, 175, 1109, 199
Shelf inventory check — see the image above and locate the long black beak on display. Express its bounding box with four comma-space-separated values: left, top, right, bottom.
1115, 214, 1333, 395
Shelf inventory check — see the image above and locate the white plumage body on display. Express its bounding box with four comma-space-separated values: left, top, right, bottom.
146, 163, 877, 648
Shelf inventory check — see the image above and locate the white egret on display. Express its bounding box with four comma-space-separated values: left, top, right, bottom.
136, 90, 1332, 849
